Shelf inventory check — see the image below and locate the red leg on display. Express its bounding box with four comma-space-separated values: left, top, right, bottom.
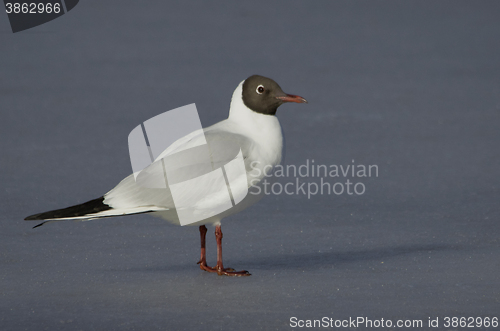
196, 224, 250, 276
214, 225, 250, 276
197, 225, 216, 273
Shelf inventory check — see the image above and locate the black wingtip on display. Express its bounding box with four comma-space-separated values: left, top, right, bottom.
24, 196, 111, 223
25, 213, 42, 221
32, 222, 46, 229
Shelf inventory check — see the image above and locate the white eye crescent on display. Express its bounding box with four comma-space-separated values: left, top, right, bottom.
256, 85, 265, 94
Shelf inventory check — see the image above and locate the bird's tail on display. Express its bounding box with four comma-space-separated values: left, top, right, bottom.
24, 197, 165, 228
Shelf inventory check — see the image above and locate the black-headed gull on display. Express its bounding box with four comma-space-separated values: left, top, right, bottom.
25, 75, 307, 276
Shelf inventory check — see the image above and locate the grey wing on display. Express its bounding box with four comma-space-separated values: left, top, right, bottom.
103, 129, 255, 214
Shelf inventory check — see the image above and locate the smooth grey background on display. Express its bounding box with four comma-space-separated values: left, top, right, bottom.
1, 1, 499, 330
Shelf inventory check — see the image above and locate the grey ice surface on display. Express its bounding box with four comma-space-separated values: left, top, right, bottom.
1, 1, 500, 330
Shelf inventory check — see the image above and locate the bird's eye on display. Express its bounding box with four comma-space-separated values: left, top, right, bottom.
256, 85, 265, 94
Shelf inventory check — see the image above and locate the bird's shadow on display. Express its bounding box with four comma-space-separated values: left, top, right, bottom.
241, 243, 457, 270
114, 243, 459, 274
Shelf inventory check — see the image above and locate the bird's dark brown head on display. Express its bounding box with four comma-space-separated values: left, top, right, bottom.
242, 75, 307, 116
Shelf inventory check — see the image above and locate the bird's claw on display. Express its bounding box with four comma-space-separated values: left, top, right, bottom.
198, 261, 250, 276
216, 268, 251, 277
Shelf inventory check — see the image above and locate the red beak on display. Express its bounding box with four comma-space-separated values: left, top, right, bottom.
276, 94, 308, 104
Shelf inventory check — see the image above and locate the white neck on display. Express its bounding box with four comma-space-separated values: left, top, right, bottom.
226, 81, 283, 166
